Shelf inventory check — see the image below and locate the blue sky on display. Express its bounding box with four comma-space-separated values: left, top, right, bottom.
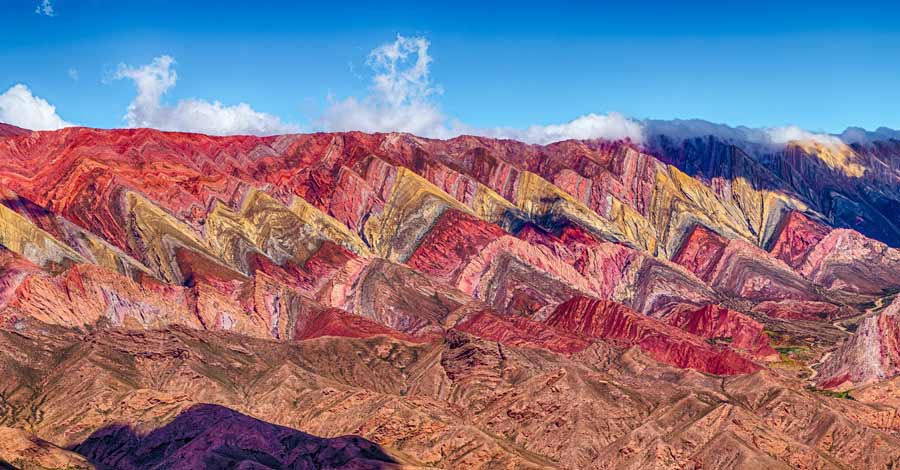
2, 0, 900, 139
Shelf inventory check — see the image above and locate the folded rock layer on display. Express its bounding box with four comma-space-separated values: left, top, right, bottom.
0, 125, 899, 469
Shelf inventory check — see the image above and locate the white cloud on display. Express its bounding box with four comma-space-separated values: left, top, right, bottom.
319, 35, 642, 144
369, 35, 438, 107
318, 35, 450, 138
34, 0, 54, 16
68, 67, 79, 81
320, 95, 448, 138
113, 55, 299, 136
840, 126, 900, 144
474, 113, 644, 145
0, 84, 73, 130
764, 125, 844, 147
321, 34, 860, 148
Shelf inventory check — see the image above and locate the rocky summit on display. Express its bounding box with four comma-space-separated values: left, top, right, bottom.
1, 124, 900, 469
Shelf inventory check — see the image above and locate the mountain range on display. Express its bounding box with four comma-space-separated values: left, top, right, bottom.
0, 121, 899, 469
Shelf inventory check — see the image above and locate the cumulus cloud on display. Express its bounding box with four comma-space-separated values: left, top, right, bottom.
114, 55, 299, 136
0, 84, 73, 130
318, 35, 450, 137
34, 0, 54, 16
319, 35, 642, 144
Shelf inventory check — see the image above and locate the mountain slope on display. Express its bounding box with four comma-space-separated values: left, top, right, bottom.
0, 124, 899, 469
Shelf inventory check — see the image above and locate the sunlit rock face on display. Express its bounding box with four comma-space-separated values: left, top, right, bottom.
1, 125, 899, 468
817, 296, 900, 390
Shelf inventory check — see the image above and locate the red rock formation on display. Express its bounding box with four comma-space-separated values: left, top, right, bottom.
407, 210, 600, 316
0, 123, 28, 137
768, 210, 831, 268
546, 296, 760, 375
516, 223, 640, 300
405, 209, 505, 286
672, 223, 845, 308
0, 248, 42, 308
750, 299, 842, 321
662, 303, 778, 360
0, 262, 201, 331
672, 224, 729, 280
798, 228, 900, 295
453, 309, 590, 355
291, 301, 426, 343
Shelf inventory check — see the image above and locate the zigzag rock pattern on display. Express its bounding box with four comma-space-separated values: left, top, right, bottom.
1, 125, 899, 468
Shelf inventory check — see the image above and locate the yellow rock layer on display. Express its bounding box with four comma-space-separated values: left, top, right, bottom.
121, 187, 377, 285
642, 162, 816, 257
0, 202, 84, 271
205, 188, 370, 271
471, 183, 521, 228
648, 166, 756, 256
514, 171, 659, 254
70, 225, 155, 279
0, 197, 153, 279
287, 195, 370, 256
125, 191, 230, 283
364, 167, 474, 262
723, 175, 811, 247
791, 141, 866, 178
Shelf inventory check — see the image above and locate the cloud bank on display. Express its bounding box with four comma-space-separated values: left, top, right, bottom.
114, 55, 299, 136
0, 84, 73, 130
471, 113, 645, 145
642, 119, 848, 150
765, 125, 844, 147
840, 126, 900, 144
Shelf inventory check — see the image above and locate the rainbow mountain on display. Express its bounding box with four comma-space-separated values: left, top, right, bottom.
1, 122, 899, 469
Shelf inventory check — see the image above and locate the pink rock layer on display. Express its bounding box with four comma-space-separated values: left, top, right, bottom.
546, 296, 761, 375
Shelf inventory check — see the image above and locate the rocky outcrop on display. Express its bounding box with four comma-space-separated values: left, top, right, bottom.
0, 123, 27, 137
648, 132, 900, 248
662, 303, 778, 361
817, 296, 900, 389
797, 229, 900, 295
673, 224, 831, 303
767, 210, 831, 268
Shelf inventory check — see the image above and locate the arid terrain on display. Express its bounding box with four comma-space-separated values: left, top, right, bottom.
1, 122, 900, 468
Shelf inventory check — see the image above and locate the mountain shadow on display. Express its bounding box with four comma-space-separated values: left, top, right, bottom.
70, 404, 401, 470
